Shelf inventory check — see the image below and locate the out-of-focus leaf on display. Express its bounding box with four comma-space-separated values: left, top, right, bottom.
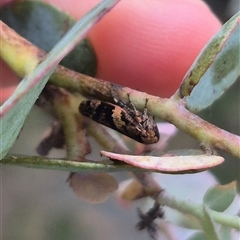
0, 0, 97, 76
203, 181, 237, 212
200, 206, 219, 240
101, 151, 224, 173
0, 0, 120, 159
0, 70, 54, 160
187, 231, 207, 240
68, 172, 118, 204
218, 226, 235, 240
180, 12, 240, 112
115, 178, 148, 203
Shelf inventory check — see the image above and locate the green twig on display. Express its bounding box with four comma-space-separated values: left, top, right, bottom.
1, 19, 239, 158
156, 191, 240, 230
1, 155, 154, 172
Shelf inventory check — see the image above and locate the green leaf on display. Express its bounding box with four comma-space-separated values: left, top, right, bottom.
0, 0, 120, 160
203, 181, 237, 212
187, 231, 206, 240
0, 0, 97, 76
180, 12, 240, 112
218, 226, 234, 240
0, 70, 53, 160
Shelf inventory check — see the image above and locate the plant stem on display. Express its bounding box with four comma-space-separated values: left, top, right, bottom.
1, 155, 152, 172
1, 19, 239, 158
156, 191, 240, 230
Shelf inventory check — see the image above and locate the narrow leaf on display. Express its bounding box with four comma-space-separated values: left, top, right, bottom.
0, 0, 120, 160
0, 71, 54, 160
101, 151, 224, 174
0, 0, 97, 76
180, 12, 240, 112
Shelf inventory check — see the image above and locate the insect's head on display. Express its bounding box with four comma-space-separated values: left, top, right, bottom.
139, 121, 160, 144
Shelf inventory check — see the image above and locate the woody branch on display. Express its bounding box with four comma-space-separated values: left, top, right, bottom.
1, 22, 239, 158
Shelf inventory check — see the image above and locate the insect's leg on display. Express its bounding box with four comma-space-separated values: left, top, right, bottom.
127, 93, 138, 113
142, 98, 153, 127
144, 98, 149, 108
143, 98, 149, 116
111, 89, 144, 124
111, 88, 126, 108
111, 89, 136, 116
128, 94, 149, 119
126, 93, 148, 126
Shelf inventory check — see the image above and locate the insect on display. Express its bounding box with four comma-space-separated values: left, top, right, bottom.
79, 94, 159, 144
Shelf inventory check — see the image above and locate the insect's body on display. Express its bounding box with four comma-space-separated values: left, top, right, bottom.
79, 97, 159, 144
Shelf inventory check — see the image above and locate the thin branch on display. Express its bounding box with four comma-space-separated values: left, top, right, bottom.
1, 21, 239, 158
156, 191, 240, 230
1, 155, 156, 172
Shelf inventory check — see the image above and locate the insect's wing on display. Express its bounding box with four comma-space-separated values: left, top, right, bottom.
79, 100, 145, 143
79, 100, 119, 129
